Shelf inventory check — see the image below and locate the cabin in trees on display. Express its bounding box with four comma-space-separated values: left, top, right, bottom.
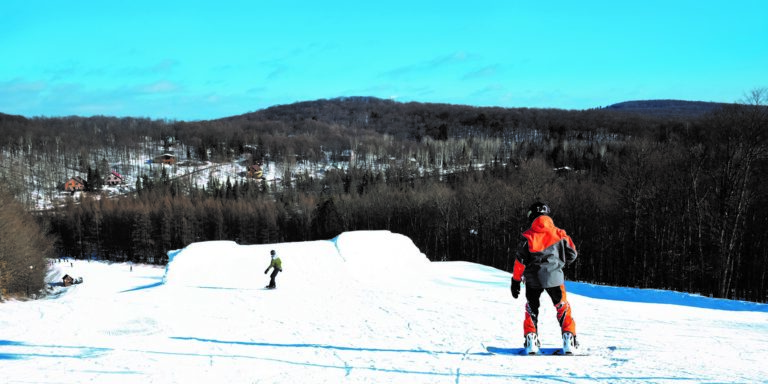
337, 149, 356, 163
247, 163, 264, 179
105, 171, 125, 186
154, 154, 176, 164
62, 274, 82, 287
64, 176, 85, 192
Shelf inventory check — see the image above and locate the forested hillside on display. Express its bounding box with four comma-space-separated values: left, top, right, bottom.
605, 99, 726, 118
1, 90, 766, 302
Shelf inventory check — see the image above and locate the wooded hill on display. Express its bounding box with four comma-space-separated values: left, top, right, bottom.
1, 92, 766, 302
605, 99, 726, 118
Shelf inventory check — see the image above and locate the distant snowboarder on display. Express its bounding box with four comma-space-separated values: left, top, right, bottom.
510, 201, 579, 355
264, 250, 282, 289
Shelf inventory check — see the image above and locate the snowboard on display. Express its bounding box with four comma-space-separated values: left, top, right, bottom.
485, 346, 585, 356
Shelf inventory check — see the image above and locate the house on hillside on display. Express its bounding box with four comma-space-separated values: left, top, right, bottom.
247, 163, 264, 179
62, 274, 83, 287
337, 149, 356, 164
105, 170, 125, 186
64, 176, 85, 192
154, 154, 176, 164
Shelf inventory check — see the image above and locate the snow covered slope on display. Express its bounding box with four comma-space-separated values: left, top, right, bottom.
1, 230, 767, 383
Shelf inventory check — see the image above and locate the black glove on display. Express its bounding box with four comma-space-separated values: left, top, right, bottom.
264, 269, 268, 274
510, 279, 521, 299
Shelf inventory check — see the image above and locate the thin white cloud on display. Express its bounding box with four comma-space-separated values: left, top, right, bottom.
266, 66, 288, 80
383, 52, 473, 79
138, 80, 180, 94
462, 65, 499, 80
0, 78, 47, 93
151, 59, 179, 73
117, 59, 180, 77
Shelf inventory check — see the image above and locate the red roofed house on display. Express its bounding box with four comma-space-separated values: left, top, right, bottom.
105, 170, 124, 186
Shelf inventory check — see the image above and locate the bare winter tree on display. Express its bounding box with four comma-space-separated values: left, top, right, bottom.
706, 88, 768, 298
0, 187, 51, 299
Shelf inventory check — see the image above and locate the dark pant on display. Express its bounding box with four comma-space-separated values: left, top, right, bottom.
523, 285, 576, 335
526, 286, 564, 309
268, 269, 279, 287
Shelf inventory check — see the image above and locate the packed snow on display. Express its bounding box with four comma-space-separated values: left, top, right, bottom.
2, 230, 767, 383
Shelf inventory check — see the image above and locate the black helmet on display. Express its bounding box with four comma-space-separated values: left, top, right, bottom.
527, 202, 550, 221
270, 250, 276, 256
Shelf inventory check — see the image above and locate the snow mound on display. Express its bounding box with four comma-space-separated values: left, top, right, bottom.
162, 231, 429, 289
163, 241, 255, 289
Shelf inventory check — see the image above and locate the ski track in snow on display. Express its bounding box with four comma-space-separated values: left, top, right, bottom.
2, 230, 767, 383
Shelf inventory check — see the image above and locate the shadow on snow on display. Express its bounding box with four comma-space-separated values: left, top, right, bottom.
565, 281, 768, 312
171, 336, 490, 356
0, 339, 110, 360
0, 338, 699, 381
168, 336, 695, 381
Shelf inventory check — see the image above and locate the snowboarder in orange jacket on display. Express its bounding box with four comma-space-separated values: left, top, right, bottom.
510, 201, 579, 354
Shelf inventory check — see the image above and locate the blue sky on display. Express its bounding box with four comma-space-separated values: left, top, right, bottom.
2, 1, 766, 121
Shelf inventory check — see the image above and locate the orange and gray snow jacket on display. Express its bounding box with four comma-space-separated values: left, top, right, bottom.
512, 215, 577, 289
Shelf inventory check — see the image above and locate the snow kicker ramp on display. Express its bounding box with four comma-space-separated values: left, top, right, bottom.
162, 231, 430, 290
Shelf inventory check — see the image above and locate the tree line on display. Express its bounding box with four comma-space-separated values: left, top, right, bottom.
1, 91, 766, 302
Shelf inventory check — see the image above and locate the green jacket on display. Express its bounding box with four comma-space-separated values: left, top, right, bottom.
265, 257, 282, 273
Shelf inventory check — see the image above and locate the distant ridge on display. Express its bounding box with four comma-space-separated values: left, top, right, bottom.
225, 97, 729, 123
605, 99, 728, 118
2, 97, 731, 122
0, 112, 29, 124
